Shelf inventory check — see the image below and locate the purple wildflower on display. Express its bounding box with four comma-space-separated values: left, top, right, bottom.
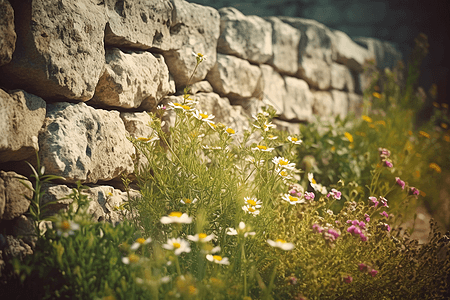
312, 224, 324, 233
304, 192, 315, 201
379, 197, 389, 208
358, 263, 368, 272
369, 269, 378, 277
369, 196, 379, 207
395, 177, 406, 189
343, 275, 353, 283
384, 160, 393, 168
380, 211, 389, 218
364, 213, 370, 222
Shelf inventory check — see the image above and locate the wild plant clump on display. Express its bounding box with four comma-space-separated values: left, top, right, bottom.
2, 48, 449, 299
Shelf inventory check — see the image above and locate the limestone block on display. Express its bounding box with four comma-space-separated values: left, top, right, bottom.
41, 183, 139, 224
11, 215, 36, 247
331, 90, 349, 118
207, 54, 262, 101
162, 0, 220, 88
104, 0, 173, 51
300, 58, 331, 90
190, 81, 214, 94
272, 119, 301, 136
0, 171, 32, 221
330, 63, 355, 93
348, 93, 364, 117
282, 76, 313, 122
120, 112, 154, 139
89, 48, 175, 110
354, 37, 402, 70
218, 7, 272, 64
259, 64, 286, 116
39, 102, 134, 184
330, 30, 373, 72
0, 0, 16, 66
0, 90, 46, 163
3, 235, 33, 260
233, 97, 266, 119
0, 0, 107, 101
311, 90, 333, 119
265, 17, 300, 75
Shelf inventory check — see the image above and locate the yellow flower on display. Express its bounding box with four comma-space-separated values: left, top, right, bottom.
362, 115, 373, 123
331, 146, 336, 152
408, 130, 413, 136
419, 131, 430, 138
225, 127, 235, 135
372, 92, 381, 99
375, 120, 386, 126
344, 132, 353, 143
441, 123, 448, 129
429, 163, 442, 173
444, 135, 450, 142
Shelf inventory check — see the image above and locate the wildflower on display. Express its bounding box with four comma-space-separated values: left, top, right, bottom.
206, 254, 230, 265
282, 194, 305, 205
312, 224, 324, 233
444, 135, 450, 142
288, 136, 303, 145
267, 134, 278, 140
375, 120, 386, 126
180, 198, 198, 205
304, 192, 315, 201
193, 110, 215, 125
253, 121, 276, 132
395, 177, 405, 189
347, 220, 367, 242
344, 132, 353, 143
167, 102, 192, 111
130, 237, 152, 250
358, 263, 368, 272
225, 127, 235, 135
364, 213, 370, 222
369, 269, 378, 277
157, 104, 166, 110
326, 228, 340, 240
277, 168, 293, 180
378, 147, 391, 158
380, 211, 389, 218
384, 159, 393, 168
419, 131, 430, 138
122, 253, 140, 264
343, 275, 353, 283
192, 52, 206, 63
372, 92, 381, 99
327, 188, 342, 200
409, 187, 420, 198
160, 212, 193, 224
429, 163, 442, 173
379, 197, 389, 208
267, 239, 295, 250
272, 157, 296, 170
162, 238, 191, 255
188, 233, 215, 243
381, 223, 391, 232
242, 205, 260, 216
362, 115, 373, 123
369, 196, 379, 207
56, 220, 80, 237
251, 144, 274, 152
308, 173, 327, 194
441, 123, 448, 129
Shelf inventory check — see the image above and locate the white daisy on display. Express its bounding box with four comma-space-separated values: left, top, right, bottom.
56, 220, 80, 237
267, 239, 295, 250
130, 237, 152, 250
180, 198, 198, 205
251, 145, 274, 152
206, 254, 230, 265
187, 233, 215, 243
167, 102, 193, 111
307, 173, 327, 195
242, 205, 260, 216
244, 197, 262, 208
122, 253, 140, 264
160, 212, 193, 224
193, 110, 215, 125
272, 157, 296, 170
162, 238, 191, 255
276, 168, 293, 180
288, 136, 303, 145
253, 121, 276, 132
281, 194, 305, 205
192, 51, 207, 63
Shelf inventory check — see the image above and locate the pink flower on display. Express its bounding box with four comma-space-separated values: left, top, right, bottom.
327, 188, 342, 200
328, 228, 340, 239
380, 211, 389, 218
359, 221, 366, 229
384, 160, 393, 168
360, 233, 368, 242
395, 177, 405, 189
379, 197, 389, 208
343, 275, 353, 283
382, 223, 391, 232
289, 189, 297, 195
358, 263, 368, 272
312, 224, 324, 233
409, 187, 420, 198
378, 147, 391, 158
369, 269, 378, 277
369, 196, 379, 207
304, 192, 315, 200
364, 213, 370, 222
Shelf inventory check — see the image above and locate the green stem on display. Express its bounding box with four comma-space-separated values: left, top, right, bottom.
265, 260, 279, 300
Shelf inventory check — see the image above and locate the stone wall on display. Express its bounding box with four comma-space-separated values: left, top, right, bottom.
0, 0, 401, 267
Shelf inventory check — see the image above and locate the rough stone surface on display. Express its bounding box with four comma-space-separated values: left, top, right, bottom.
120, 112, 154, 139
311, 90, 333, 119
162, 0, 220, 88
272, 119, 301, 135
104, 0, 173, 51
300, 59, 331, 90
265, 17, 300, 75
0, 0, 107, 102
0, 171, 32, 221
11, 215, 36, 247
218, 7, 272, 64
282, 76, 313, 122
39, 102, 134, 184
348, 93, 363, 117
331, 30, 373, 72
3, 235, 33, 260
259, 64, 286, 116
330, 63, 355, 92
207, 54, 262, 101
89, 48, 175, 110
41, 183, 139, 224
0, 89, 46, 163
354, 37, 402, 70
190, 81, 214, 94
331, 90, 349, 118
0, 0, 16, 66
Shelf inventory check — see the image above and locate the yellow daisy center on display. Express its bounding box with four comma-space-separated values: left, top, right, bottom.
291, 137, 298, 142
212, 255, 222, 261
184, 198, 192, 204
247, 199, 257, 206
280, 171, 288, 177
226, 128, 235, 134
279, 160, 288, 165
169, 212, 183, 218
198, 233, 207, 239
136, 238, 146, 244
200, 113, 209, 119
257, 145, 267, 150
197, 53, 203, 57
181, 105, 191, 110
275, 239, 286, 244
137, 137, 150, 142
174, 102, 182, 106
61, 221, 70, 230
311, 178, 317, 184
288, 196, 298, 202
173, 242, 181, 249
248, 206, 256, 212
129, 254, 140, 263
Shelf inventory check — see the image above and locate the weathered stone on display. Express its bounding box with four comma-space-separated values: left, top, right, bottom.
104, 0, 173, 51
89, 48, 175, 110
41, 183, 139, 224
3, 235, 33, 260
353, 37, 402, 70
300, 58, 331, 90
190, 81, 214, 94
162, 0, 220, 88
120, 112, 154, 139
0, 90, 46, 163
265, 17, 300, 75
311, 90, 333, 119
259, 64, 286, 116
39, 102, 134, 184
282, 76, 313, 122
0, 171, 32, 221
234, 97, 266, 119
218, 7, 272, 64
0, 0, 107, 101
207, 54, 262, 101
331, 90, 349, 118
11, 215, 36, 247
330, 30, 373, 72
0, 0, 16, 66
348, 93, 364, 117
272, 119, 301, 136
330, 63, 355, 92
